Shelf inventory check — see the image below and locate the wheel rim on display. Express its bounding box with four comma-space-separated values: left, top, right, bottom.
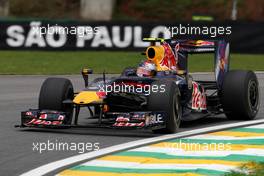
248, 80, 259, 112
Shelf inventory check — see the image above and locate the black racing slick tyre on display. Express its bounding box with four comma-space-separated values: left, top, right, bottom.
148, 80, 182, 134
39, 78, 74, 124
221, 70, 259, 120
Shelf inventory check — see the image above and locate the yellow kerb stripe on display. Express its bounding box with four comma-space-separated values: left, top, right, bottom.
151, 142, 264, 151
98, 155, 242, 166
58, 170, 204, 176
208, 131, 264, 137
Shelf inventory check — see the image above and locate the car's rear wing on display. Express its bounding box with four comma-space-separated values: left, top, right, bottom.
177, 40, 216, 53
143, 38, 224, 53
143, 38, 230, 89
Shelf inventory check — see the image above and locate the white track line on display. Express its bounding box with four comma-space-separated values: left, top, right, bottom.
185, 134, 264, 140
20, 119, 264, 176
244, 123, 264, 129
130, 146, 264, 156
81, 160, 237, 172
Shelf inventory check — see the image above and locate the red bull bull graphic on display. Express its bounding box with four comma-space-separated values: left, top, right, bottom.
159, 42, 178, 71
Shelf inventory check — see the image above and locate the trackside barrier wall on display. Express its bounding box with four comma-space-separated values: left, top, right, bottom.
0, 20, 263, 53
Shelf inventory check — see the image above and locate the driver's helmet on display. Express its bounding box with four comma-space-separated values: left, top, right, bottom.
136, 60, 157, 77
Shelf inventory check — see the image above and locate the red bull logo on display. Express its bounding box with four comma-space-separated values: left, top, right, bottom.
192, 82, 207, 111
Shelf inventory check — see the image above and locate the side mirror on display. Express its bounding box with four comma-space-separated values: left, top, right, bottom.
81, 68, 93, 88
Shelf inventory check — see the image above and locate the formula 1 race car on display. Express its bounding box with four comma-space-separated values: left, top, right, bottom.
16, 38, 260, 133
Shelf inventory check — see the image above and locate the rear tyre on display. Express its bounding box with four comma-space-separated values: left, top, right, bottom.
221, 70, 259, 120
39, 78, 74, 124
148, 80, 181, 133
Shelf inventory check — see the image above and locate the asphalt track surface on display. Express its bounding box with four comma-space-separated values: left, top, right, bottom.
0, 73, 263, 176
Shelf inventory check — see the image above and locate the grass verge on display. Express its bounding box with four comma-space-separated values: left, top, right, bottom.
0, 51, 263, 74
224, 162, 264, 176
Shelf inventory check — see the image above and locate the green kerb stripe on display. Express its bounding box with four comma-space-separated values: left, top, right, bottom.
227, 128, 264, 134
113, 151, 264, 162
70, 166, 225, 176
167, 138, 264, 145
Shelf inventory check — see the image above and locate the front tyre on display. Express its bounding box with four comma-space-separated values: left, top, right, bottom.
221, 70, 259, 120
39, 78, 74, 124
148, 80, 182, 133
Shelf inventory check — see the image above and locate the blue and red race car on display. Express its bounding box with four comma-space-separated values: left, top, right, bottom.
16, 38, 259, 133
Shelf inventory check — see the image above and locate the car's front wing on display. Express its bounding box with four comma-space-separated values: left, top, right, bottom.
15, 109, 167, 130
